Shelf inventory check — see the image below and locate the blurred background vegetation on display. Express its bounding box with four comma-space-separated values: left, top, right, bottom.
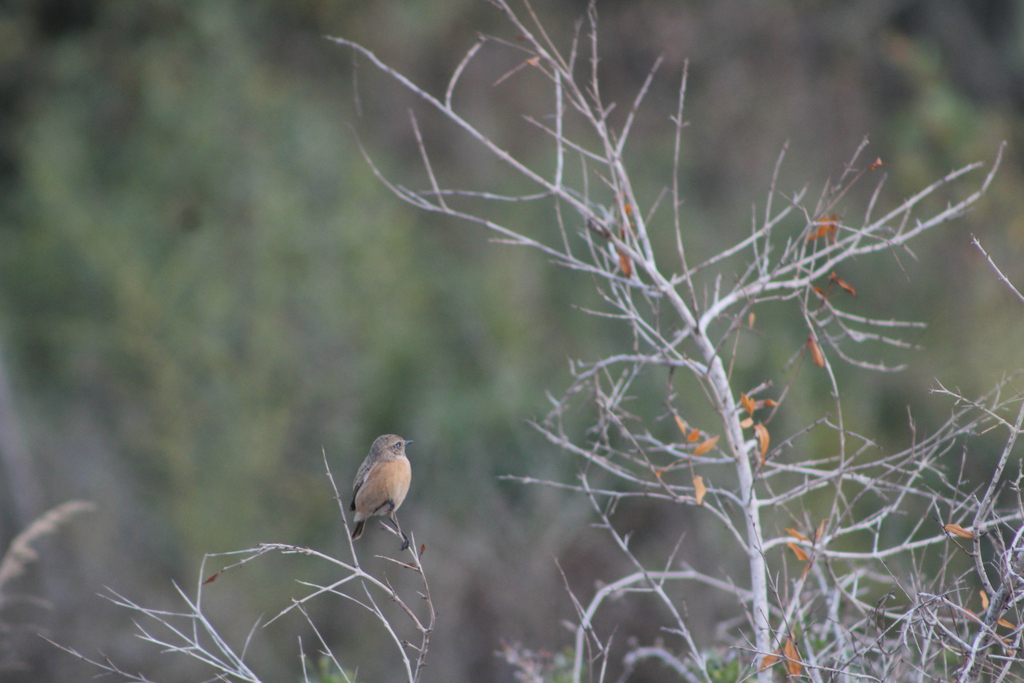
0, 0, 1021, 681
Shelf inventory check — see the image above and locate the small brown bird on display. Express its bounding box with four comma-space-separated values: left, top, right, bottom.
350, 434, 412, 550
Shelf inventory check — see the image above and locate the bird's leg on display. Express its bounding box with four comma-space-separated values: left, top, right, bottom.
386, 512, 410, 551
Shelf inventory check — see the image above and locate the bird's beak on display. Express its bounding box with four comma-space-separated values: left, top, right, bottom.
404, 440, 413, 446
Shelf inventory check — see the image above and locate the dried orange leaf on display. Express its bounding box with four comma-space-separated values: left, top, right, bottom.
831, 272, 856, 296
786, 528, 810, 542
999, 618, 1016, 629
674, 414, 688, 437
655, 469, 664, 478
687, 428, 701, 443
760, 652, 780, 670
787, 542, 809, 562
783, 638, 802, 676
808, 214, 838, 242
741, 393, 756, 415
203, 572, 221, 585
980, 590, 990, 611
754, 423, 770, 462
693, 475, 706, 505
693, 435, 719, 456
808, 334, 824, 367
748, 312, 756, 328
617, 248, 633, 277
869, 157, 888, 170
624, 202, 633, 216
764, 398, 778, 407
740, 417, 754, 429
944, 523, 974, 539
812, 285, 826, 298
815, 519, 826, 543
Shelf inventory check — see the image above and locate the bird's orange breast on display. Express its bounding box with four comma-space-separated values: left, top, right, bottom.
353, 457, 411, 518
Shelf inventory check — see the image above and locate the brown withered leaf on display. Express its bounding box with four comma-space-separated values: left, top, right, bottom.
687, 428, 701, 443
748, 312, 756, 328
741, 393, 756, 415
693, 435, 719, 456
815, 519, 826, 543
831, 270, 856, 296
944, 523, 975, 539
784, 638, 802, 676
807, 224, 827, 242
674, 414, 688, 438
203, 572, 221, 585
786, 528, 810, 542
617, 248, 633, 277
754, 423, 770, 463
812, 285, 826, 298
980, 590, 990, 611
808, 214, 838, 242
764, 398, 778, 407
693, 475, 706, 505
869, 157, 888, 170
787, 542, 809, 562
759, 652, 780, 671
999, 618, 1016, 629
807, 334, 824, 367
740, 417, 754, 429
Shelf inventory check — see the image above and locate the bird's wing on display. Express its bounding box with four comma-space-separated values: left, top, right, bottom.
351, 458, 373, 510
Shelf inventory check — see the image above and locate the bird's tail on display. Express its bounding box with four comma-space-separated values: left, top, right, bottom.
351, 520, 365, 540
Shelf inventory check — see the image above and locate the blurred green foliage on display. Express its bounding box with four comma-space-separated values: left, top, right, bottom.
0, 1, 1022, 681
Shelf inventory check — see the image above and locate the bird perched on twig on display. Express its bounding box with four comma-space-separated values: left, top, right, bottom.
350, 434, 412, 550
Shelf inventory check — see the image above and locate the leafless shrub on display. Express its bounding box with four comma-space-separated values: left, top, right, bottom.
330, 1, 1020, 681
53, 453, 435, 683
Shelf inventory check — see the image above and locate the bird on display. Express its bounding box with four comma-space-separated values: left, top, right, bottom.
350, 434, 412, 550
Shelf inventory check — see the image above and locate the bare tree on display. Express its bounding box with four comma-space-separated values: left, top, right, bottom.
330, 1, 1019, 681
